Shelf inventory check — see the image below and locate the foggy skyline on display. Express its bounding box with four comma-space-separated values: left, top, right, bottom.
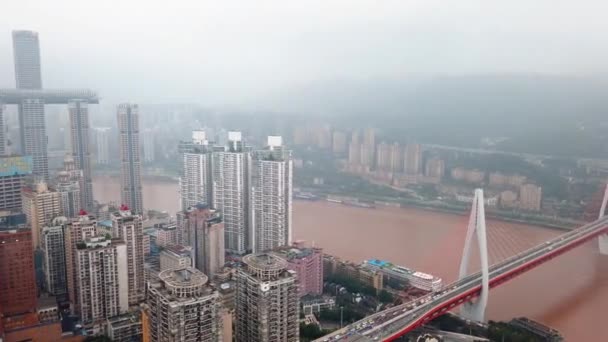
3, 1, 608, 106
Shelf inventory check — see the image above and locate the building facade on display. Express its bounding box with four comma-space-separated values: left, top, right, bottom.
404, 143, 421, 175
0, 155, 32, 211
180, 132, 213, 210
251, 136, 293, 253
111, 207, 145, 305
68, 100, 94, 210
142, 128, 155, 162
274, 246, 323, 297
13, 31, 48, 179
75, 236, 129, 328
117, 103, 143, 214
0, 228, 37, 317
181, 205, 225, 278
41, 217, 69, 296
235, 253, 299, 342
21, 181, 62, 248
520, 184, 542, 212
212, 131, 250, 254
146, 267, 222, 342
94, 127, 110, 165
64, 213, 97, 313
159, 245, 192, 271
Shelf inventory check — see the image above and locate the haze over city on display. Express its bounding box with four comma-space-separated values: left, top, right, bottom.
3, 1, 608, 106
0, 1, 607, 342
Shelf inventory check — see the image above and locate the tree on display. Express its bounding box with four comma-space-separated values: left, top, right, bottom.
378, 289, 394, 303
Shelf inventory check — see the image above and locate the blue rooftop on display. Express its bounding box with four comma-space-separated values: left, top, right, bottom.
368, 259, 389, 267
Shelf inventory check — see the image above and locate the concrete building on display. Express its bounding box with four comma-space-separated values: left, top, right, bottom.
0, 155, 32, 211
94, 127, 110, 165
64, 213, 97, 313
251, 136, 293, 252
146, 267, 222, 342
22, 181, 62, 248
0, 228, 37, 317
500, 190, 518, 208
12, 31, 48, 179
55, 156, 82, 218
112, 207, 145, 305
274, 246, 323, 297
212, 131, 250, 254
375, 142, 392, 172
75, 235, 129, 330
332, 130, 347, 154
159, 244, 192, 271
106, 311, 143, 342
235, 253, 299, 342
520, 184, 542, 212
41, 217, 69, 296
180, 131, 213, 211
424, 158, 445, 180
181, 205, 225, 278
155, 222, 178, 247
117, 103, 143, 214
404, 143, 422, 175
68, 100, 94, 210
142, 128, 155, 162
390, 143, 403, 173
348, 141, 361, 166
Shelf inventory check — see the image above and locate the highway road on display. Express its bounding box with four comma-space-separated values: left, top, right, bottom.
315, 216, 608, 342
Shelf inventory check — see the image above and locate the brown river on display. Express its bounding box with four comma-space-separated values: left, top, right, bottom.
93, 175, 608, 340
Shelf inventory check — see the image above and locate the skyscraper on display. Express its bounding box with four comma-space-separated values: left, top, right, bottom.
145, 267, 222, 342
75, 235, 129, 329
12, 30, 42, 89
13, 31, 48, 179
41, 217, 69, 296
68, 100, 94, 210
235, 253, 299, 342
21, 181, 62, 248
180, 131, 213, 211
117, 103, 143, 214
0, 155, 32, 211
64, 213, 97, 313
142, 128, 155, 163
94, 127, 110, 165
111, 206, 145, 305
251, 136, 293, 252
0, 227, 37, 317
182, 205, 225, 278
404, 143, 422, 175
212, 131, 250, 254
55, 155, 82, 218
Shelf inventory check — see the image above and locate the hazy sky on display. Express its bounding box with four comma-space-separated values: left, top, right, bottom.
2, 1, 608, 105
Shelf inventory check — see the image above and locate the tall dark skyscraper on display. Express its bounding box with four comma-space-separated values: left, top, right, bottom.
68, 100, 94, 210
117, 103, 143, 214
12, 30, 42, 89
12, 30, 48, 179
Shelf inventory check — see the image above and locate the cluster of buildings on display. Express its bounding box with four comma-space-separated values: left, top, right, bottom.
0, 30, 329, 342
323, 255, 442, 295
450, 168, 543, 211
293, 126, 444, 186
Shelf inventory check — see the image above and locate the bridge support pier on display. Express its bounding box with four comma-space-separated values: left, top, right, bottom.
459, 189, 489, 322
600, 184, 608, 255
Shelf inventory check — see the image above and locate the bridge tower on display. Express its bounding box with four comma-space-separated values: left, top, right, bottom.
599, 184, 608, 255
458, 188, 490, 321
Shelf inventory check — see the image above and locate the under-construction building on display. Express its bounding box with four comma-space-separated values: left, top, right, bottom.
235, 253, 299, 342
146, 267, 222, 342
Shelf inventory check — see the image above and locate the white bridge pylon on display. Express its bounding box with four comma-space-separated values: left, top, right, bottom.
599, 184, 608, 255
458, 188, 489, 322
